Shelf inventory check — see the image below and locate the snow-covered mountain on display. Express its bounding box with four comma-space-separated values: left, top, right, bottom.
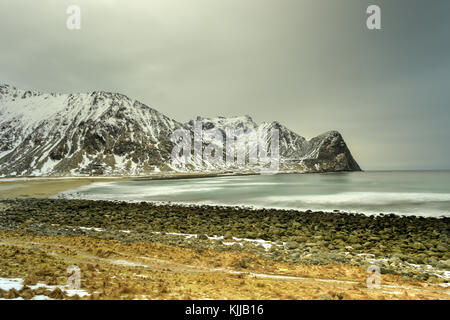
187, 116, 361, 173
0, 84, 360, 176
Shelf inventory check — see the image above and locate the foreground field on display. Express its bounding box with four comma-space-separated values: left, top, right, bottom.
0, 229, 448, 300
0, 197, 449, 299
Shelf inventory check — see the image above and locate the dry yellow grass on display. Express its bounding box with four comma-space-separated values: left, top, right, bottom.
0, 230, 447, 300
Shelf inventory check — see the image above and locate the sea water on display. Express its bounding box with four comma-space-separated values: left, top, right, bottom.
60, 171, 450, 217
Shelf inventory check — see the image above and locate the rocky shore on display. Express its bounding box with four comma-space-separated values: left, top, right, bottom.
0, 198, 448, 284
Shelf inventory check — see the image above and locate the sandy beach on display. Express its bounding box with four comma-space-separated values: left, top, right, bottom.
0, 177, 121, 199
0, 172, 256, 199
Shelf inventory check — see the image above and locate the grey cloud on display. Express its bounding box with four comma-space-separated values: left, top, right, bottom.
0, 0, 449, 169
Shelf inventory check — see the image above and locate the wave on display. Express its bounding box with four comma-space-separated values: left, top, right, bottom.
262, 192, 450, 205
65, 182, 223, 197
59, 180, 450, 217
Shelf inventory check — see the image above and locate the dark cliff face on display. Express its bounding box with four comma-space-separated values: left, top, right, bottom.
0, 85, 361, 176
313, 131, 361, 172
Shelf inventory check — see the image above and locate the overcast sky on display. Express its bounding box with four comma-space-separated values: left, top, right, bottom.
0, 0, 449, 170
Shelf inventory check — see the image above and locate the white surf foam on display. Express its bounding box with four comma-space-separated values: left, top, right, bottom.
263, 192, 450, 205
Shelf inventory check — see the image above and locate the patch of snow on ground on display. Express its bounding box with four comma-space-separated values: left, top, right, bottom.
0, 278, 23, 291
154, 231, 283, 251
78, 226, 104, 232
0, 277, 90, 299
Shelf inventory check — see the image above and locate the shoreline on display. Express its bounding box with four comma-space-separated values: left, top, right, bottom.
0, 172, 260, 199
55, 194, 450, 219
0, 169, 368, 199
3, 174, 448, 218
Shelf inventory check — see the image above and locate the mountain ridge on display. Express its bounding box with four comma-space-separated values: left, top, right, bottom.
0, 84, 361, 176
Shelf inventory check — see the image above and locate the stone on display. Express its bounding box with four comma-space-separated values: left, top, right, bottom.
198, 234, 208, 240
291, 252, 300, 260
223, 232, 233, 240
286, 241, 299, 250
413, 242, 426, 250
